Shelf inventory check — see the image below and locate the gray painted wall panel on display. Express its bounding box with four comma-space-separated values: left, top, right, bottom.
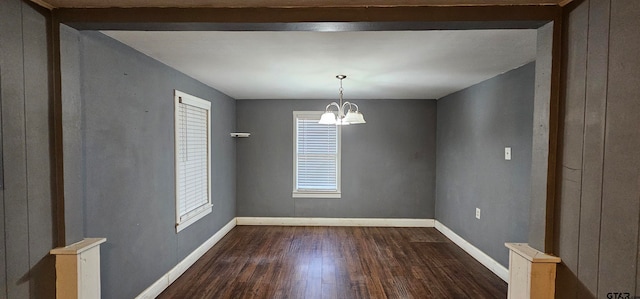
0, 184, 4, 294
235, 100, 294, 217
0, 0, 31, 297
80, 32, 181, 298
22, 4, 56, 298
76, 31, 236, 299
577, 0, 609, 297
236, 99, 436, 219
529, 22, 554, 252
554, 3, 588, 298
436, 62, 535, 267
556, 0, 640, 298
0, 22, 5, 299
0, 1, 54, 298
0, 20, 6, 299
60, 24, 85, 244
0, 193, 4, 299
597, 0, 640, 297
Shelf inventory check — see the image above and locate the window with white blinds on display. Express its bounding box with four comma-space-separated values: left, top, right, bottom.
174, 90, 212, 232
292, 111, 341, 198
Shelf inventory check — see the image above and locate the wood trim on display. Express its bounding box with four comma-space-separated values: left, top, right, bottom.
506, 243, 560, 299
50, 10, 66, 247
29, 0, 54, 10
50, 238, 106, 255
435, 221, 509, 282
54, 255, 79, 299
544, 12, 563, 254
53, 6, 561, 26
557, 0, 574, 6
505, 243, 560, 263
135, 218, 237, 299
32, 0, 571, 10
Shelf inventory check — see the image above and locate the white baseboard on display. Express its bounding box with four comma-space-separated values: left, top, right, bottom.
236, 217, 435, 227
435, 221, 509, 282
135, 218, 237, 299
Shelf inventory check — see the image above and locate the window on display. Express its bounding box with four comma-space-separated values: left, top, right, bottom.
174, 90, 212, 232
293, 111, 341, 198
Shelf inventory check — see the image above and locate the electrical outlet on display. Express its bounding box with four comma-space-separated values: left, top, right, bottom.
505, 147, 512, 160
475, 208, 481, 219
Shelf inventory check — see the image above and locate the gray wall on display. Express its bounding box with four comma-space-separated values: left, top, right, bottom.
61, 31, 237, 299
554, 0, 640, 298
436, 62, 535, 267
529, 21, 554, 251
60, 24, 85, 244
236, 99, 436, 218
0, 1, 56, 298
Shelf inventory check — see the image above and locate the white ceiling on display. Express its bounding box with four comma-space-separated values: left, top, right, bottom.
102, 29, 537, 100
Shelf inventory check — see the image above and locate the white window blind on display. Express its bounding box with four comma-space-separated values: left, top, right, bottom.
174, 90, 212, 232
293, 111, 341, 198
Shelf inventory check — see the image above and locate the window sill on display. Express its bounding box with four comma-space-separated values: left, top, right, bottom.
176, 204, 212, 233
292, 192, 341, 199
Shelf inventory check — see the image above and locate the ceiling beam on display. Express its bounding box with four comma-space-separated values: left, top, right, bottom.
30, 0, 54, 10
54, 6, 561, 31
34, 0, 572, 9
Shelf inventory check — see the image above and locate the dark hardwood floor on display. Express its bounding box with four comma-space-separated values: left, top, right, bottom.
158, 226, 507, 299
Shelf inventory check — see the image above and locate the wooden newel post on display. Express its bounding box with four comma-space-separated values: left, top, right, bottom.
505, 243, 561, 299
50, 238, 107, 299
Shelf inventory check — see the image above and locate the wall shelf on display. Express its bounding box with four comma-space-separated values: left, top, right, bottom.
230, 133, 250, 138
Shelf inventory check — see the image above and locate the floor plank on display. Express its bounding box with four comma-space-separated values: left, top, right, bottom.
158, 226, 507, 298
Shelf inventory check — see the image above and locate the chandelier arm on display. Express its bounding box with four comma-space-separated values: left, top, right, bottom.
325, 102, 340, 112
340, 101, 351, 115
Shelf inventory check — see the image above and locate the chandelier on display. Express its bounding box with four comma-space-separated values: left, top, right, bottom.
318, 75, 366, 125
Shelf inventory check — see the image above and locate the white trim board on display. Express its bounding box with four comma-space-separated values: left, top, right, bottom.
236, 217, 435, 227
135, 218, 237, 299
434, 221, 509, 282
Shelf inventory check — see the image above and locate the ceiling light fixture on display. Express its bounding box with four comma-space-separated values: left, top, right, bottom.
319, 75, 366, 126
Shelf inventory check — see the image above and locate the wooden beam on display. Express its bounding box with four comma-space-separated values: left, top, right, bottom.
545, 12, 563, 254
54, 6, 560, 27
50, 11, 66, 247
36, 0, 569, 9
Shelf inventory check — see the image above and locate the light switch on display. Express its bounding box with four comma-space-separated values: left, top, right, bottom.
505, 147, 512, 160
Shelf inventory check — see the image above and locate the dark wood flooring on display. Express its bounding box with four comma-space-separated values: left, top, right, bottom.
158, 226, 507, 299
